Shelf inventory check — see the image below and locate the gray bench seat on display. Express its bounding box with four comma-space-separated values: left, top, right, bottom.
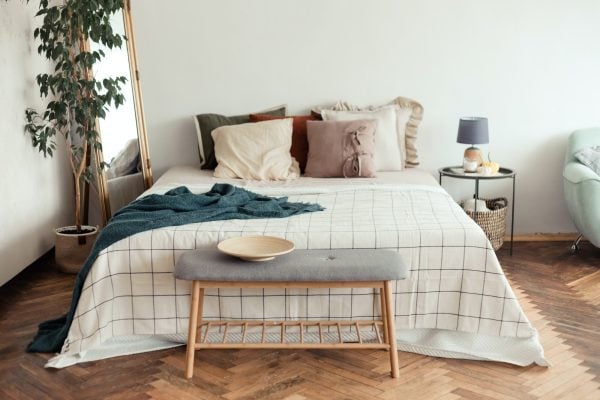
175, 249, 407, 282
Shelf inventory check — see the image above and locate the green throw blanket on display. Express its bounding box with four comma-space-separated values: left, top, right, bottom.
27, 184, 323, 353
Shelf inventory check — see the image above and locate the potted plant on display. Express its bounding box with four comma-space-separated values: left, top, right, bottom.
24, 0, 127, 273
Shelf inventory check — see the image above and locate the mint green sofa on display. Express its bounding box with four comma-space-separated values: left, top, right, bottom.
563, 128, 600, 250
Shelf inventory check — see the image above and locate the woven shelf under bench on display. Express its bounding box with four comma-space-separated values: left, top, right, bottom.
195, 320, 387, 349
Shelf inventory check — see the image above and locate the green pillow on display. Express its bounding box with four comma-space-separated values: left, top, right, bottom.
194, 105, 286, 170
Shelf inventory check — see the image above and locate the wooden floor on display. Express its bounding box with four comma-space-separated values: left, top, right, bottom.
1, 242, 599, 400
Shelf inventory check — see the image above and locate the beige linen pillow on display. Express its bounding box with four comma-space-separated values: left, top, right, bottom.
212, 119, 300, 180
321, 105, 406, 171
193, 105, 287, 170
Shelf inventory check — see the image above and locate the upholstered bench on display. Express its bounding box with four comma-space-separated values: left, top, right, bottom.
174, 249, 407, 379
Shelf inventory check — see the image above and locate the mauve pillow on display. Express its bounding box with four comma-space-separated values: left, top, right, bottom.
305, 120, 377, 178
321, 105, 404, 172
249, 114, 320, 173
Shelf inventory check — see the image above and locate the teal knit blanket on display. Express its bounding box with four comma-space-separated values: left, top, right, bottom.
27, 184, 323, 353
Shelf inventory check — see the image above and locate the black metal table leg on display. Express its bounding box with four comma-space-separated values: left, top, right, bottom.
474, 178, 480, 212
510, 175, 516, 256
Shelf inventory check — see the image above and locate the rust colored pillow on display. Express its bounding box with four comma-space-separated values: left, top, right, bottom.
305, 119, 377, 178
249, 114, 320, 173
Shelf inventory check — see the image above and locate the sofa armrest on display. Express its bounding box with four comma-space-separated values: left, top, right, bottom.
563, 162, 600, 184
565, 128, 600, 164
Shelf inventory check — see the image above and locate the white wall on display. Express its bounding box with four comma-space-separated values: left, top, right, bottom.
131, 0, 600, 234
0, 2, 73, 286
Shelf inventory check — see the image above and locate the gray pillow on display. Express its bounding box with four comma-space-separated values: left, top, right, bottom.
106, 138, 140, 179
194, 105, 286, 170
575, 145, 600, 176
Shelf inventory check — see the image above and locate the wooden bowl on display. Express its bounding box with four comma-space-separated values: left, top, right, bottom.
217, 236, 295, 262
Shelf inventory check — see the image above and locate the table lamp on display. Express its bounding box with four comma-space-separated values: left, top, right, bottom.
457, 117, 489, 171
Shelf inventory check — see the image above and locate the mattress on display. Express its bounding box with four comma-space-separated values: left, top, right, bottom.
148, 165, 441, 193
47, 166, 546, 368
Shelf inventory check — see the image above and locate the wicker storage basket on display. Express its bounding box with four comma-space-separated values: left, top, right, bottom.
461, 198, 508, 251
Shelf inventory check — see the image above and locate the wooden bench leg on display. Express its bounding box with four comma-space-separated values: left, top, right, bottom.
380, 285, 388, 344
384, 280, 399, 378
185, 281, 204, 379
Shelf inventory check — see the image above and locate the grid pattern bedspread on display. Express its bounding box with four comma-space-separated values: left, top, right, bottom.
54, 183, 540, 366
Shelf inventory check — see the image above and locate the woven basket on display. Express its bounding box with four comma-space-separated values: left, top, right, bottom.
55, 225, 99, 273
461, 198, 508, 251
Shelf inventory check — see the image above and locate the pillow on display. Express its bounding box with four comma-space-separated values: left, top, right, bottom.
313, 96, 424, 167
194, 105, 286, 170
105, 138, 140, 179
305, 119, 377, 178
212, 119, 300, 180
249, 114, 320, 173
389, 96, 424, 168
575, 145, 600, 176
321, 105, 407, 171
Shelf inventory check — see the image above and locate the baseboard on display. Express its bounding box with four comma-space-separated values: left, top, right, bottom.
504, 233, 580, 242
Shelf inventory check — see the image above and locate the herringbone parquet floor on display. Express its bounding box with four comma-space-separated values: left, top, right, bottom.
1, 242, 599, 399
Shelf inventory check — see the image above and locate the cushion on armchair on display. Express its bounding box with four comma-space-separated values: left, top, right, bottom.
574, 146, 600, 176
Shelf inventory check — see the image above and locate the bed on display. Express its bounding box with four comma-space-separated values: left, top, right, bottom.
46, 165, 546, 368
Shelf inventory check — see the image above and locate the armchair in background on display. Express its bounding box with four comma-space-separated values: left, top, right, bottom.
563, 128, 600, 251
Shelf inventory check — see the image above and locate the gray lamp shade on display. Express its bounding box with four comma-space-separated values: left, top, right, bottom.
457, 117, 489, 145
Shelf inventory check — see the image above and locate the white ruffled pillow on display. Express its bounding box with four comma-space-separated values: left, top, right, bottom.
212, 119, 300, 180
321, 105, 410, 171
313, 97, 424, 168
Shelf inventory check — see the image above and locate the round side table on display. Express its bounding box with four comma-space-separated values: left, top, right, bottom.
438, 166, 516, 255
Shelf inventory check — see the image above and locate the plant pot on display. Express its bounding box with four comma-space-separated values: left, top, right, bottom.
54, 225, 99, 274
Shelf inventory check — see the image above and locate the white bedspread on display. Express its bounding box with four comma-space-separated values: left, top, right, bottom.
48, 167, 546, 367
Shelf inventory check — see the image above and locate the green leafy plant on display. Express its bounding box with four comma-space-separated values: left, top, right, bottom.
24, 0, 127, 232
